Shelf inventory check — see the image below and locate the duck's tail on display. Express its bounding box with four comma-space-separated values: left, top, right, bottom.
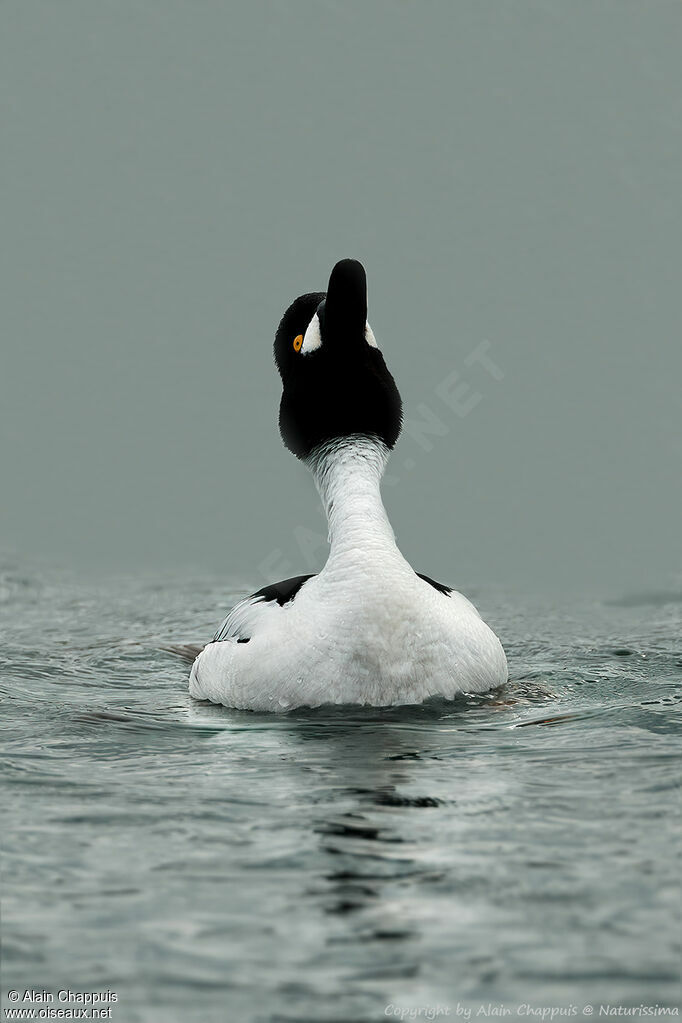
161, 643, 204, 663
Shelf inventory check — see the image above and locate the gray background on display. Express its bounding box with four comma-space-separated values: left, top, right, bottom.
2, 1, 680, 593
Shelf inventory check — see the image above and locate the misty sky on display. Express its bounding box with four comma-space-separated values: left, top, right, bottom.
2, 1, 680, 594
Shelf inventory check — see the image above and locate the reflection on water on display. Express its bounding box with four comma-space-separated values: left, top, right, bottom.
1, 561, 680, 1022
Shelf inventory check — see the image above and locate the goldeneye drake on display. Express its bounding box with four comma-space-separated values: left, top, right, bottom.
189, 259, 507, 710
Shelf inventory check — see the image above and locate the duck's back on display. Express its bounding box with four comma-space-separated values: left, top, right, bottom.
189, 566, 507, 711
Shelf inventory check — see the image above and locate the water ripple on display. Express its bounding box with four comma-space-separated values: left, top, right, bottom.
1, 567, 680, 1019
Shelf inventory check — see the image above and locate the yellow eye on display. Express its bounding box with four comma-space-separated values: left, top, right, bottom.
293, 334, 303, 352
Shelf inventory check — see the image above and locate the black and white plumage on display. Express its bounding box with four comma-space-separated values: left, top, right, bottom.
189, 260, 507, 710
212, 575, 314, 643
214, 571, 456, 645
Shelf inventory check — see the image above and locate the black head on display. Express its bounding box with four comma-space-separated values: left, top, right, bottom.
274, 259, 403, 459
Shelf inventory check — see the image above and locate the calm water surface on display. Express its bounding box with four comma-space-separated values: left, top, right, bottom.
2, 562, 680, 1022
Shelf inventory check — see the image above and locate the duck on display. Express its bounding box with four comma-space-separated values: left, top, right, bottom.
189, 259, 507, 710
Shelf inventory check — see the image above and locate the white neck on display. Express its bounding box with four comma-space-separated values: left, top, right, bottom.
306, 435, 399, 563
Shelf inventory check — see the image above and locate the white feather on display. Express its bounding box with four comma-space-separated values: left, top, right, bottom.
365, 322, 378, 348
213, 594, 271, 642
301, 313, 378, 355
189, 436, 507, 711
301, 312, 322, 354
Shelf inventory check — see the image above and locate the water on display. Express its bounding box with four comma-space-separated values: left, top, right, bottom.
2, 560, 680, 1022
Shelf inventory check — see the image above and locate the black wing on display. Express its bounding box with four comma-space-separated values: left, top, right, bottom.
416, 572, 452, 596
213, 574, 316, 643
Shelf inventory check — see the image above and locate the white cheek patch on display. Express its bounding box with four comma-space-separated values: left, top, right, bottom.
301, 315, 379, 353
301, 313, 322, 354
365, 322, 378, 348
